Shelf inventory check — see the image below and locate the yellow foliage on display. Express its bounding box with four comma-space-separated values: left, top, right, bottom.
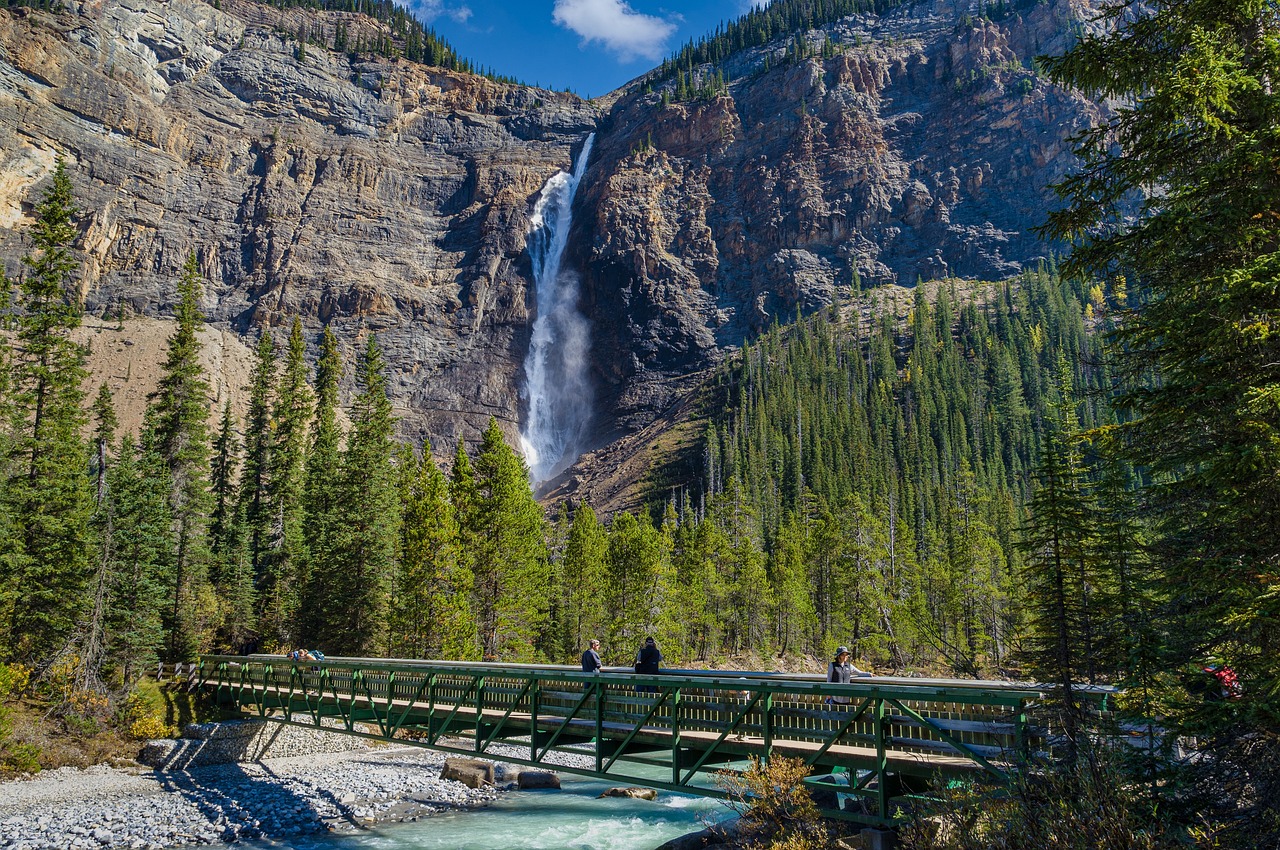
128, 715, 173, 741
718, 755, 828, 850
0, 663, 31, 700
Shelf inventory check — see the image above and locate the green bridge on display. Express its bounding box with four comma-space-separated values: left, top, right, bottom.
196, 655, 1104, 826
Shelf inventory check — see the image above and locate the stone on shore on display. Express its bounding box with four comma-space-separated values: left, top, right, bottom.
441, 758, 495, 788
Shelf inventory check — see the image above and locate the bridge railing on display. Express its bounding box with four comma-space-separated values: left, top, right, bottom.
196, 655, 1108, 825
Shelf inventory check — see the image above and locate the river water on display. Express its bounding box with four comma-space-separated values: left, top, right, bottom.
246, 774, 728, 850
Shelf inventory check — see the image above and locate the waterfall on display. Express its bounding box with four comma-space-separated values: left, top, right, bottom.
520, 133, 595, 483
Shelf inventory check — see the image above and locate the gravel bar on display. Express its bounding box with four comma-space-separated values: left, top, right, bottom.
0, 740, 596, 849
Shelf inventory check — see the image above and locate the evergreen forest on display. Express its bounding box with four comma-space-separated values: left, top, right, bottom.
0, 160, 1120, 690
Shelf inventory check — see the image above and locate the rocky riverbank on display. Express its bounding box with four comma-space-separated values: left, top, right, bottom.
0, 740, 592, 849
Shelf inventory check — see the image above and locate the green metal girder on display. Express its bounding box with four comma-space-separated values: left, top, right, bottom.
197, 655, 1075, 827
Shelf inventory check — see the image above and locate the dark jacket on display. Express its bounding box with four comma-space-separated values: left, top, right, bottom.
635, 643, 662, 674
581, 648, 602, 672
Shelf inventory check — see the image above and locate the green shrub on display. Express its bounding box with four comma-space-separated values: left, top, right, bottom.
0, 663, 41, 774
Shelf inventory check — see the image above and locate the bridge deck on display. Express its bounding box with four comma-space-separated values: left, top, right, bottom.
195, 655, 1101, 826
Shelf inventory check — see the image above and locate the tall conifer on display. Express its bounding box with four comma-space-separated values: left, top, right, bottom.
239, 329, 276, 641
319, 335, 398, 655
392, 449, 475, 658
7, 158, 93, 667
262, 318, 312, 644
145, 252, 213, 661
469, 419, 548, 661
298, 327, 343, 645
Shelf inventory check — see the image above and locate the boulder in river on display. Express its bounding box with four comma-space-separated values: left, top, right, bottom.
441, 758, 495, 789
516, 771, 561, 790
599, 787, 658, 801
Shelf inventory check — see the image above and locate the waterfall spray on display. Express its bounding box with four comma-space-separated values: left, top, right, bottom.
520, 133, 596, 483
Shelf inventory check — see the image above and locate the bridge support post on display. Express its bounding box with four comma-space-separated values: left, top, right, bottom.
530, 680, 540, 763
762, 693, 773, 762
671, 687, 682, 785
875, 696, 888, 822
595, 680, 605, 774
475, 676, 486, 753
861, 826, 898, 850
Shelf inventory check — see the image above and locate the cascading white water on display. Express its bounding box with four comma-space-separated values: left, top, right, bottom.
520, 133, 595, 483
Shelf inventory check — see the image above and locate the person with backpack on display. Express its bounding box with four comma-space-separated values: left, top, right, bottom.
825, 646, 870, 705
634, 637, 662, 693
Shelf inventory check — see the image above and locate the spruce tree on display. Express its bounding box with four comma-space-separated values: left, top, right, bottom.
262, 318, 312, 645
239, 329, 276, 641
208, 400, 240, 578
80, 385, 120, 688
298, 327, 343, 645
145, 252, 213, 661
468, 418, 549, 661
391, 448, 476, 658
1042, 0, 1280, 722
6, 157, 93, 668
1020, 427, 1093, 753
107, 433, 173, 683
319, 335, 399, 656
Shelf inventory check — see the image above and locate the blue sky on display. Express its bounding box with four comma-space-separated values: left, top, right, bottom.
412, 0, 764, 98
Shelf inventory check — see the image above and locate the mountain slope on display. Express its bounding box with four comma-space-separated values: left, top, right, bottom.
0, 0, 1102, 486
570, 0, 1104, 458
0, 0, 595, 453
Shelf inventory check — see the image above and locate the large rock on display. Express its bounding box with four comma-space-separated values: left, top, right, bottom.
599, 786, 658, 800
516, 770, 561, 790
440, 758, 495, 789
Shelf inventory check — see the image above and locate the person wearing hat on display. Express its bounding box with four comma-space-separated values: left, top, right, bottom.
826, 646, 870, 705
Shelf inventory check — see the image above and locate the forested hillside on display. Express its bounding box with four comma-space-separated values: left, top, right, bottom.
648, 269, 1125, 675
0, 161, 1129, 698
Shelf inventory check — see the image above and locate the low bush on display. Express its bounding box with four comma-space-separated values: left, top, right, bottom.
718, 755, 829, 850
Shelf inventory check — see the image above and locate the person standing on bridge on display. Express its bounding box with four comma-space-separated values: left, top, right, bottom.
633, 637, 662, 693
582, 639, 603, 673
826, 646, 870, 705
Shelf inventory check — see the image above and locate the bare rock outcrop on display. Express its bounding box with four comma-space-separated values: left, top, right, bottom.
0, 0, 597, 456
567, 0, 1106, 464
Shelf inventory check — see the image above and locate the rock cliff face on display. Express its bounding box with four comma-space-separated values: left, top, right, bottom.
0, 0, 596, 452
570, 0, 1104, 447
0, 0, 1100, 491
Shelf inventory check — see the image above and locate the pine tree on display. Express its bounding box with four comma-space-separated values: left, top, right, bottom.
557, 502, 608, 662
298, 327, 343, 645
6, 157, 94, 668
319, 335, 399, 656
145, 252, 213, 661
605, 510, 666, 660
391, 448, 476, 658
468, 419, 549, 661
239, 329, 276, 642
262, 318, 312, 645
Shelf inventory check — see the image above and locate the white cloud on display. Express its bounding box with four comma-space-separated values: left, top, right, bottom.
410, 0, 471, 24
552, 0, 678, 62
